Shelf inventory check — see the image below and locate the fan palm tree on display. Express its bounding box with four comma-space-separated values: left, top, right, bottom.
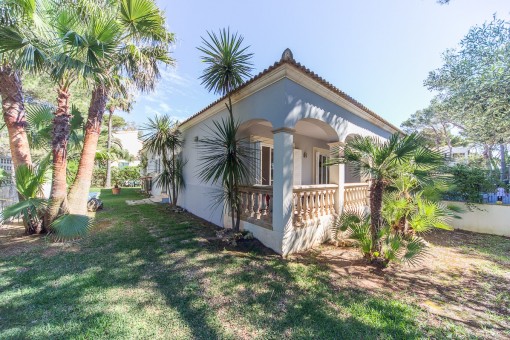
328, 132, 444, 256
335, 160, 457, 266
0, 0, 34, 169
196, 28, 253, 232
1, 159, 49, 234
0, 0, 123, 225
142, 114, 185, 206
67, 0, 174, 214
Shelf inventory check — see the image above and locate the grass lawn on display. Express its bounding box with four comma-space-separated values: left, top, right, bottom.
1, 188, 508, 339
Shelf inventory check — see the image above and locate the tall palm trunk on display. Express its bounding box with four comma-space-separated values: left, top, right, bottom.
67, 85, 108, 215
0, 64, 35, 234
105, 108, 114, 188
45, 85, 72, 228
0, 64, 32, 169
369, 179, 384, 254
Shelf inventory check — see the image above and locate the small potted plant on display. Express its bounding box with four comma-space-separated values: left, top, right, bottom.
112, 183, 121, 195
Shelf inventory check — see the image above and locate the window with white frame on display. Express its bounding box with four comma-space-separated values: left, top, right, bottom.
315, 149, 330, 184
260, 145, 273, 185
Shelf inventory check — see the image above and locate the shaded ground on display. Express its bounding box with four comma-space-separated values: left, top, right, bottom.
1, 188, 509, 339
298, 229, 510, 338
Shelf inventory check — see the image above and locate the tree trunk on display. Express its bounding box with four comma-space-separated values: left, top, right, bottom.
500, 144, 506, 182
0, 65, 32, 169
44, 85, 72, 229
105, 108, 114, 188
0, 65, 34, 234
67, 85, 108, 215
171, 147, 176, 206
369, 179, 384, 255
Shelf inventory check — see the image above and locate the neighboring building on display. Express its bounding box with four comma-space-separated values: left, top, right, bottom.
0, 154, 18, 211
111, 130, 143, 168
440, 145, 472, 165
143, 49, 400, 255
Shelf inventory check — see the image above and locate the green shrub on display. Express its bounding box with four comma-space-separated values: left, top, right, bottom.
445, 164, 498, 203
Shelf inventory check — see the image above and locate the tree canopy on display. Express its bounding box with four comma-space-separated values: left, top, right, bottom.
424, 16, 510, 147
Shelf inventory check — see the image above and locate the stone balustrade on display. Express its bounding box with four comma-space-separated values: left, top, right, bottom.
238, 185, 273, 229
239, 183, 368, 229
292, 184, 337, 226
344, 183, 369, 210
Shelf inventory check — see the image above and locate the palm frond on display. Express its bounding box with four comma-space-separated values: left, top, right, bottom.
26, 103, 53, 149
50, 214, 94, 240
0, 198, 47, 222
400, 235, 429, 266
197, 27, 253, 96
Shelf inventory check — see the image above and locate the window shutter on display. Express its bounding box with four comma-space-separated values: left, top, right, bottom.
293, 149, 302, 186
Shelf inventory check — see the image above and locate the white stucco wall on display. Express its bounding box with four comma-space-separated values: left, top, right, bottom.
178, 76, 395, 253
282, 215, 335, 255
293, 134, 330, 185
446, 202, 510, 237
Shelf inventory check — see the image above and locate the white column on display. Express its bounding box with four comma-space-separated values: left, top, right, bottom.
328, 142, 344, 214
272, 128, 294, 253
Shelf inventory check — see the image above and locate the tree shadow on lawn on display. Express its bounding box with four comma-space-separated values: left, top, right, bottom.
0, 188, 481, 339
0, 189, 224, 339
143, 209, 453, 339
425, 229, 510, 265
302, 237, 510, 337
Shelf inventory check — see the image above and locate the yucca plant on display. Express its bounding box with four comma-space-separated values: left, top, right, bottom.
196, 28, 253, 232
142, 114, 185, 206
196, 117, 254, 229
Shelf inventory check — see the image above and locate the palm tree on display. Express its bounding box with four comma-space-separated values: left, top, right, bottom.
67, 0, 174, 214
196, 28, 253, 232
105, 86, 134, 188
328, 132, 443, 256
1, 156, 93, 239
0, 0, 123, 225
1, 158, 50, 234
335, 152, 456, 266
142, 114, 185, 206
0, 0, 34, 169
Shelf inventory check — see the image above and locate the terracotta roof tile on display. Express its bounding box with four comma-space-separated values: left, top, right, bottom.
180, 57, 400, 133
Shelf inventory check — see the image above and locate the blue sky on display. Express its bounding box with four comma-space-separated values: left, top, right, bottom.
120, 0, 510, 128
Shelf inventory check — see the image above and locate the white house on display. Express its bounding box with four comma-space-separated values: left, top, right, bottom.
144, 49, 400, 255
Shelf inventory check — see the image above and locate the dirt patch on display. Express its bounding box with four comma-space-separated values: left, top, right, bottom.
299, 229, 510, 338
0, 222, 45, 256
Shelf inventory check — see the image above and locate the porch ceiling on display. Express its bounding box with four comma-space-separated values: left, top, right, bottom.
239, 119, 338, 142
294, 120, 338, 142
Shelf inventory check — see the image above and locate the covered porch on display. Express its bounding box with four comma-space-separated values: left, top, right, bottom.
229, 118, 369, 254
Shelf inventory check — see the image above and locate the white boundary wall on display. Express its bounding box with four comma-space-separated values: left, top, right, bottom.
446, 201, 510, 237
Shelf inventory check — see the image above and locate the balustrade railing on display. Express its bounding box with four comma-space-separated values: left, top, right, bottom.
344, 183, 369, 210
238, 185, 273, 229
293, 184, 337, 226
